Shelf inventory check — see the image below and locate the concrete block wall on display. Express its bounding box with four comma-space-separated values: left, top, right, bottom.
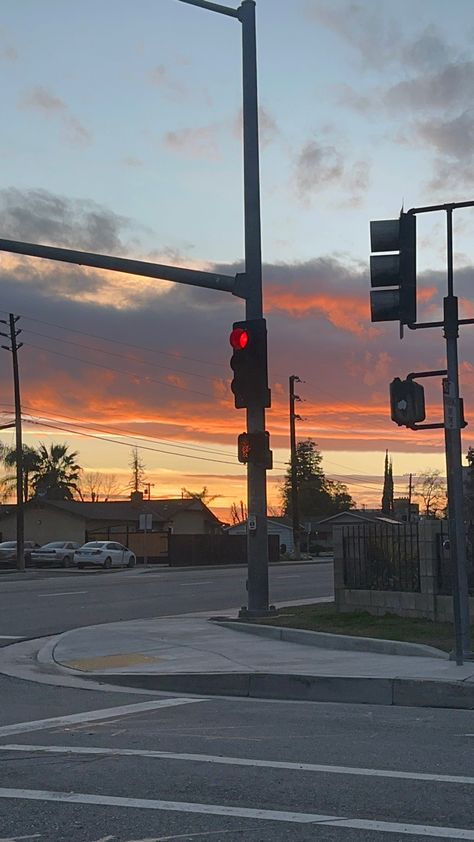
334, 520, 461, 621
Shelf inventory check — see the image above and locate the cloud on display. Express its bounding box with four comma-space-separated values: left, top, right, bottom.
163, 124, 220, 159
0, 187, 133, 253
294, 139, 370, 205
232, 106, 280, 147
386, 61, 474, 113
150, 64, 188, 100
19, 86, 92, 146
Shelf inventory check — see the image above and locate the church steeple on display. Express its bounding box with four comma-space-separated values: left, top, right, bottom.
381, 450, 394, 515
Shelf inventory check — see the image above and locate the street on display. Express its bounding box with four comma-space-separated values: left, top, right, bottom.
0, 560, 473, 840
0, 561, 333, 639
0, 676, 473, 841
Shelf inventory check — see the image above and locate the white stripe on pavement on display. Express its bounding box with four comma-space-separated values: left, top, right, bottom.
37, 591, 88, 597
0, 788, 473, 838
0, 635, 23, 640
2, 743, 473, 786
0, 699, 203, 738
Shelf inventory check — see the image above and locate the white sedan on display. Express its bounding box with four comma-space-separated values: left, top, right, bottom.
31, 541, 80, 568
74, 541, 136, 570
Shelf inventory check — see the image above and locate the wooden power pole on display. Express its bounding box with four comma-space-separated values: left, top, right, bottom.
0, 315, 24, 571
289, 375, 302, 560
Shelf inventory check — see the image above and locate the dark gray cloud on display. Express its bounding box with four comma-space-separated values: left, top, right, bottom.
386, 62, 474, 113
415, 111, 474, 161
0, 188, 132, 253
294, 139, 370, 205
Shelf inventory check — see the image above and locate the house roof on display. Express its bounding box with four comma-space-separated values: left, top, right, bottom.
0, 498, 221, 524
311, 510, 401, 527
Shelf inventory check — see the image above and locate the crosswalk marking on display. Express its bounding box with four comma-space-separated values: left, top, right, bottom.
2, 743, 473, 786
0, 698, 203, 738
0, 788, 474, 837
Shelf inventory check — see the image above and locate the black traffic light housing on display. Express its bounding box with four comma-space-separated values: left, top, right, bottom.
370, 211, 416, 326
390, 377, 425, 427
237, 431, 273, 469
230, 318, 271, 409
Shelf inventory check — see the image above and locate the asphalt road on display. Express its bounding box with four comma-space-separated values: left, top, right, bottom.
0, 675, 473, 841
0, 561, 334, 639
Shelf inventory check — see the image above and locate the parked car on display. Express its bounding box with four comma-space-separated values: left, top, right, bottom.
30, 541, 80, 568
74, 541, 136, 570
0, 540, 40, 567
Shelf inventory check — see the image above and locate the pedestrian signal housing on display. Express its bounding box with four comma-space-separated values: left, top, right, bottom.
390, 377, 425, 427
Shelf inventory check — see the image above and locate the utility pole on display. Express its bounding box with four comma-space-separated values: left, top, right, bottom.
144, 483, 155, 500
289, 375, 302, 560
0, 315, 24, 571
408, 473, 413, 523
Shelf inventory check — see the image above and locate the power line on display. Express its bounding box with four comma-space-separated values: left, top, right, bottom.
21, 327, 219, 384
23, 342, 217, 400
23, 415, 241, 468
0, 309, 227, 370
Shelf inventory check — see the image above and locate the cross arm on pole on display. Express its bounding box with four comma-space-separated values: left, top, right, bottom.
0, 237, 245, 298
175, 0, 239, 18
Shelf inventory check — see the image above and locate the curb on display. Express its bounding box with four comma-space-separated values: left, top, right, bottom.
215, 620, 448, 660
84, 671, 474, 710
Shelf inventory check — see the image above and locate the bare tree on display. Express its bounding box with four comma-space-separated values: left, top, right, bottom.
78, 471, 122, 502
181, 486, 220, 505
230, 500, 247, 525
414, 469, 447, 518
128, 447, 146, 493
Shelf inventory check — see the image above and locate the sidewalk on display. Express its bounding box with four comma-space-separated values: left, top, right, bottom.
43, 610, 474, 710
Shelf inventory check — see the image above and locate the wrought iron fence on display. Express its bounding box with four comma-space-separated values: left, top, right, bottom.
342, 522, 420, 592
436, 522, 474, 595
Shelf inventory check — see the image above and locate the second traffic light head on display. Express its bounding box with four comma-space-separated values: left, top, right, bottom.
230, 318, 271, 410
370, 211, 417, 326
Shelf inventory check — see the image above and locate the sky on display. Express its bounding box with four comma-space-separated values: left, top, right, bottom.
1, 0, 474, 519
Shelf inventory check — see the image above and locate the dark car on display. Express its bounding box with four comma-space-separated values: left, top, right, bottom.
0, 540, 40, 567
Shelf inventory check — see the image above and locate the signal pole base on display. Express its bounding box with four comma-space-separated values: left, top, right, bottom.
449, 649, 474, 664
238, 605, 276, 619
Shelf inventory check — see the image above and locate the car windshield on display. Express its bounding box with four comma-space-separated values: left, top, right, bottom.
82, 542, 105, 548
0, 542, 17, 548
40, 542, 66, 549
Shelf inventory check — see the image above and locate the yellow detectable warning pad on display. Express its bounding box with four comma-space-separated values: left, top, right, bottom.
66, 653, 160, 671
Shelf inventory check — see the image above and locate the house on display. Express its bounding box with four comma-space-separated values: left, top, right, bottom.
0, 496, 223, 554
309, 509, 402, 552
227, 517, 294, 554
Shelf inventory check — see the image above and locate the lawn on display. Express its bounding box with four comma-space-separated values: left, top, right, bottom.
242, 602, 469, 653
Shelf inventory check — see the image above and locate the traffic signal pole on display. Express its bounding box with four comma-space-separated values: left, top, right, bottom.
240, 0, 269, 615
443, 208, 471, 662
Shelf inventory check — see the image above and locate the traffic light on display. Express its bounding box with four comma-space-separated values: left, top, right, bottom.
230, 318, 271, 409
237, 431, 273, 469
390, 377, 425, 427
370, 211, 417, 326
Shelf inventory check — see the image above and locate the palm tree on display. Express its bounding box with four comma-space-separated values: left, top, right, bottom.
0, 444, 40, 503
32, 443, 82, 500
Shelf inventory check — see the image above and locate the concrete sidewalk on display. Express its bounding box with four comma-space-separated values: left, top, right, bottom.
42, 610, 474, 710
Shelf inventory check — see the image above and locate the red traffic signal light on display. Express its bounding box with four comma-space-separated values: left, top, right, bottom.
230, 318, 271, 409
230, 327, 249, 350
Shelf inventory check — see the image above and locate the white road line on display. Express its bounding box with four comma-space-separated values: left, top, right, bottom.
37, 591, 88, 597
3, 744, 472, 786
0, 699, 203, 738
0, 788, 473, 838
0, 635, 23, 640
